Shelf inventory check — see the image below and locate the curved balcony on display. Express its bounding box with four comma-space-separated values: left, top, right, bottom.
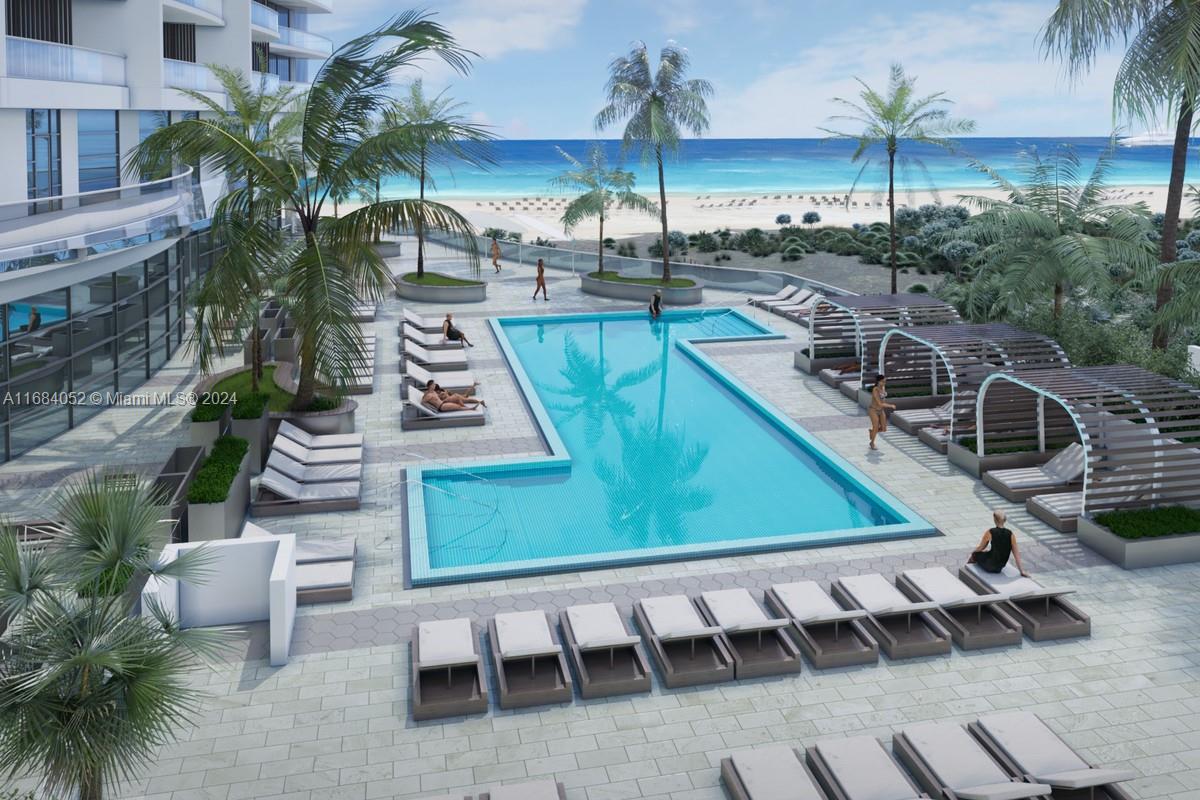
5, 36, 126, 86
252, 70, 281, 94
250, 2, 281, 41
271, 26, 332, 59
0, 169, 203, 272
162, 58, 223, 93
163, 0, 223, 26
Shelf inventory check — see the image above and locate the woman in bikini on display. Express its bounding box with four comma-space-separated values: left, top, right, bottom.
533, 258, 548, 301
490, 237, 502, 273
441, 313, 473, 347
427, 380, 486, 410
868, 373, 896, 450
421, 382, 466, 412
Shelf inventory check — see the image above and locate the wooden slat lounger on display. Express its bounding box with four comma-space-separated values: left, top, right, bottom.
893, 722, 1050, 800
559, 602, 651, 699
830, 574, 951, 660
411, 618, 489, 721
764, 581, 877, 669
632, 595, 735, 688
721, 745, 828, 800
695, 588, 801, 679
958, 564, 1090, 641
487, 611, 573, 709
805, 736, 925, 800
895, 567, 1022, 650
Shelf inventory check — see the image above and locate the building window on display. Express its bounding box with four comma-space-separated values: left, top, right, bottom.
162, 22, 197, 62
268, 53, 292, 81
171, 111, 201, 185
6, 0, 72, 44
26, 109, 61, 213
138, 111, 170, 186
77, 110, 120, 201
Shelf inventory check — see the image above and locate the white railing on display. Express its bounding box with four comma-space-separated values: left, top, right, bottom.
168, 0, 223, 18
252, 70, 281, 93
162, 58, 222, 93
277, 26, 332, 56
5, 36, 126, 86
250, 1, 280, 33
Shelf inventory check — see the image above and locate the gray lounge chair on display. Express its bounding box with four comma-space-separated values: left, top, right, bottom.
982, 443, 1085, 502
403, 326, 464, 352
405, 360, 477, 393
403, 307, 444, 334
818, 366, 860, 388
765, 288, 813, 311
805, 736, 925, 800
1026, 491, 1080, 532
240, 522, 357, 564
749, 285, 802, 309
896, 567, 1022, 650
411, 618, 489, 721
696, 588, 801, 678
969, 712, 1135, 799
722, 745, 828, 800
559, 602, 651, 699
404, 341, 469, 370
764, 581, 877, 669
772, 291, 817, 317
917, 426, 950, 454
277, 420, 365, 451
351, 302, 376, 322
478, 781, 566, 800
403, 386, 486, 430
958, 564, 1090, 641
632, 595, 735, 688
830, 574, 951, 659
894, 400, 952, 435
266, 449, 362, 483
894, 722, 1051, 800
252, 468, 361, 516
487, 611, 573, 709
271, 435, 362, 465
295, 559, 354, 604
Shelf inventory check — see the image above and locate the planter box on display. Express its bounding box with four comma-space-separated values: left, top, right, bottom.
187, 449, 251, 542
947, 440, 1051, 478
270, 404, 357, 437
395, 276, 486, 303
795, 350, 860, 376
374, 241, 404, 258
259, 307, 283, 335
231, 407, 271, 475
1077, 516, 1200, 569
243, 327, 276, 366
579, 273, 703, 305
152, 445, 204, 544
189, 403, 231, 453
274, 328, 297, 364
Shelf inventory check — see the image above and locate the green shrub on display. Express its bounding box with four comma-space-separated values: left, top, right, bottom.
231, 392, 270, 420
602, 237, 616, 249
1094, 506, 1200, 539
191, 399, 228, 423
187, 436, 249, 504
908, 283, 929, 293
308, 396, 341, 412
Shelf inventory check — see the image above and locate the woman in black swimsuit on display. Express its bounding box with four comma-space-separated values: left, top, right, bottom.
649, 290, 663, 319
441, 313, 473, 347
969, 510, 1030, 576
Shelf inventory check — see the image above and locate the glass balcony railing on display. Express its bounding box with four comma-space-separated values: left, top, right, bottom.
168, 0, 223, 19
276, 26, 332, 57
162, 59, 222, 93
5, 36, 126, 86
250, 2, 280, 33
252, 70, 281, 93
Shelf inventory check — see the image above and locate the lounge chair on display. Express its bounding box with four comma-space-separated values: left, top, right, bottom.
917, 425, 950, 454
478, 781, 566, 800
411, 618, 489, 721
695, 589, 801, 678
818, 365, 860, 388
764, 581, 877, 669
402, 307, 444, 334
266, 450, 362, 483
894, 400, 952, 435
295, 559, 354, 604
403, 326, 464, 351
404, 360, 477, 394
830, 574, 951, 659
805, 736, 925, 800
958, 564, 1090, 641
722, 745, 828, 800
969, 711, 1135, 798
277, 420, 364, 450
1026, 491, 1081, 532
403, 386, 486, 430
982, 443, 1085, 502
350, 302, 376, 322
632, 594, 735, 688
893, 722, 1051, 800
772, 291, 817, 317
749, 285, 802, 309
895, 567, 1022, 650
239, 521, 357, 564
253, 468, 361, 515
403, 341, 469, 371
487, 610, 573, 709
271, 435, 362, 465
559, 602, 651, 699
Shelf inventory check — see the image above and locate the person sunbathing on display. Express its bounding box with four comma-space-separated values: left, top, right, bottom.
423, 380, 485, 411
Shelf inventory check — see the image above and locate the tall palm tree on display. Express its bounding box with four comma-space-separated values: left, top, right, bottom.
1043, 0, 1200, 349
0, 475, 224, 800
595, 42, 712, 283
549, 144, 657, 274
960, 144, 1157, 320
388, 79, 495, 277
821, 63, 976, 293
130, 13, 479, 409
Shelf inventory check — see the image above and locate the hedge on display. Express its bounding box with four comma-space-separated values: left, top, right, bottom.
231, 392, 270, 420
187, 436, 249, 504
1093, 507, 1200, 540
191, 399, 228, 423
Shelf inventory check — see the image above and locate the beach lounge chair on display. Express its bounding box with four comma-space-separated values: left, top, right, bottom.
402, 307, 444, 334
277, 420, 364, 450
253, 468, 361, 515
763, 288, 814, 312
487, 610, 573, 709
404, 360, 477, 393
295, 559, 354, 604
695, 588, 801, 678
403, 326, 464, 351
403, 341, 469, 371
559, 602, 651, 699
958, 564, 1090, 641
982, 443, 1085, 501
721, 745, 827, 800
818, 366, 861, 388
632, 594, 735, 688
266, 449, 362, 483
1026, 491, 1081, 532
917, 425, 950, 454
478, 781, 566, 800
830, 574, 951, 659
411, 618, 489, 721
893, 722, 1051, 800
805, 736, 926, 800
749, 285, 802, 309
764, 581, 877, 669
350, 303, 376, 323
896, 567, 1022, 650
403, 386, 486, 430
969, 711, 1135, 798
894, 400, 952, 435
271, 435, 362, 465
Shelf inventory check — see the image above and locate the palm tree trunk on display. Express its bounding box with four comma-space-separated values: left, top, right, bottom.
597, 212, 605, 275
1053, 281, 1064, 319
888, 149, 898, 294
1153, 100, 1194, 350
80, 768, 103, 800
416, 148, 427, 279
373, 177, 382, 243
250, 329, 261, 392
656, 147, 670, 283
293, 333, 317, 410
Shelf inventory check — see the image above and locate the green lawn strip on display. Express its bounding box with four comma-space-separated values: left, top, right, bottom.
400, 271, 483, 287
588, 271, 696, 288
210, 365, 338, 413
1093, 506, 1200, 540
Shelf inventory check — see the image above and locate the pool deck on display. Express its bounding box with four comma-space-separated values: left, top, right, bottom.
3, 241, 1199, 800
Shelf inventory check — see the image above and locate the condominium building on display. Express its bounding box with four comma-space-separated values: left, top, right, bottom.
0, 0, 332, 462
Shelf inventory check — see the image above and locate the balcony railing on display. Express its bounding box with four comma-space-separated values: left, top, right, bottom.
276, 26, 332, 57
162, 59, 222, 93
252, 70, 281, 93
167, 0, 223, 19
5, 36, 126, 86
250, 2, 280, 34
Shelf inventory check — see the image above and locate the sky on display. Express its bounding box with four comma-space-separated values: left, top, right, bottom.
310, 0, 1135, 140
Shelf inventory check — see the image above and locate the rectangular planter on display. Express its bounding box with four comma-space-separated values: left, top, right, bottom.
152, 445, 204, 543
274, 327, 297, 364
187, 450, 251, 542
1077, 516, 1200, 569
189, 404, 231, 453
259, 306, 283, 335
243, 327, 276, 366
231, 407, 271, 475
947, 440, 1051, 478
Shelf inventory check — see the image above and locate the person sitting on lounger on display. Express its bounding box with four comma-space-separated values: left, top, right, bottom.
868, 374, 896, 450
421, 382, 469, 413
426, 380, 485, 409
441, 313, 473, 347
649, 289, 663, 319
969, 510, 1029, 576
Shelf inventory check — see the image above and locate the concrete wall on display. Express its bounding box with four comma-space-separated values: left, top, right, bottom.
1190, 345, 1199, 375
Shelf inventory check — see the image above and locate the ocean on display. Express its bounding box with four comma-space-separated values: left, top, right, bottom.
385, 137, 1197, 199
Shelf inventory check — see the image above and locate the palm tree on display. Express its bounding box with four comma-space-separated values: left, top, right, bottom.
595, 42, 712, 283
821, 63, 976, 293
388, 79, 495, 277
1043, 0, 1200, 349
0, 475, 224, 800
549, 144, 657, 274
130, 13, 480, 409
960, 144, 1157, 320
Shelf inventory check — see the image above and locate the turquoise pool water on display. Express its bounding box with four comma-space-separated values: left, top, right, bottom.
406, 309, 934, 585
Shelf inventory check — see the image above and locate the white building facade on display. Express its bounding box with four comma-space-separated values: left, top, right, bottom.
0, 0, 332, 462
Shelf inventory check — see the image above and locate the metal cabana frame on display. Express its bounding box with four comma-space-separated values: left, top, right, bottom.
877, 323, 1071, 440
977, 366, 1200, 518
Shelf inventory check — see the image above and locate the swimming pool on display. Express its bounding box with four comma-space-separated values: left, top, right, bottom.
406, 309, 936, 585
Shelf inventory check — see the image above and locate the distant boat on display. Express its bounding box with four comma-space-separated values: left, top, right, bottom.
1118, 130, 1176, 147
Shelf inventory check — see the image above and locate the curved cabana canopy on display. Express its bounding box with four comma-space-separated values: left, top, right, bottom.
978, 366, 1200, 517
803, 293, 961, 375
878, 323, 1070, 439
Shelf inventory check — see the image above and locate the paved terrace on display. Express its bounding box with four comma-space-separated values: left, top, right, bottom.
3, 244, 1199, 800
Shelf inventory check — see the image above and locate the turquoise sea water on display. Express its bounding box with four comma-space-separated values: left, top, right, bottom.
410, 310, 931, 583
385, 137, 1198, 198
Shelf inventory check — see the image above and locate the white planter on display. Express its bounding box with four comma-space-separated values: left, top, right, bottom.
1077, 516, 1200, 569
189, 404, 231, 454
187, 450, 251, 542
231, 408, 270, 475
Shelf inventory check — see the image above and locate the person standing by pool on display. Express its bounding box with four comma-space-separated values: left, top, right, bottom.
868, 373, 895, 450
968, 510, 1029, 577
490, 237, 501, 273
441, 313, 473, 347
649, 290, 663, 319
27, 306, 41, 333
533, 258, 548, 301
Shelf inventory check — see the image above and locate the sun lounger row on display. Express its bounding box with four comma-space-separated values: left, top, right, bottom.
399, 316, 488, 430
241, 521, 357, 604
252, 421, 363, 515
723, 712, 1133, 800
350, 302, 376, 323
748, 285, 818, 320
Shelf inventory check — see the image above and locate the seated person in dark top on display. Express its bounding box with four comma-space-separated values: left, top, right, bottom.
441, 313, 473, 347
969, 510, 1029, 576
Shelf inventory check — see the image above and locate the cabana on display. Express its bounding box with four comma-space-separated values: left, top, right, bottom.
976, 366, 1200, 532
